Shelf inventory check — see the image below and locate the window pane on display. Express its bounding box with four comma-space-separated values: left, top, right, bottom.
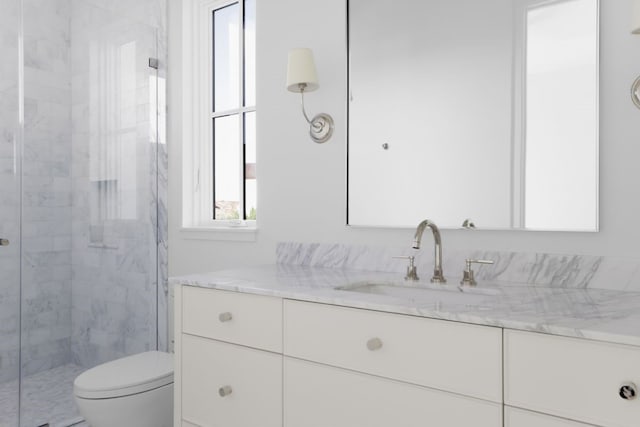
244, 111, 256, 219
244, 0, 256, 106
214, 115, 241, 219
213, 3, 240, 112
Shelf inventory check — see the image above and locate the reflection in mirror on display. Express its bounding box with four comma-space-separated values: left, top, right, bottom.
347, 0, 599, 231
523, 0, 598, 230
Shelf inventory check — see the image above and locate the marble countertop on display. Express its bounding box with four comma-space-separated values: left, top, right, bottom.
170, 264, 640, 347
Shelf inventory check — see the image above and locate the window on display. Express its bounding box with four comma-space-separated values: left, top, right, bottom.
185, 0, 256, 231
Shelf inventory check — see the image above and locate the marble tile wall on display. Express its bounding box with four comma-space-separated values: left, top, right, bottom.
0, 0, 22, 386
277, 242, 640, 292
20, 0, 73, 377
153, 0, 169, 354
69, 0, 168, 368
0, 0, 167, 387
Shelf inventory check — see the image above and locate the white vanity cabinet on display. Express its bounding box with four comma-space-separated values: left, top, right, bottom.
284, 357, 501, 427
283, 300, 503, 426
175, 285, 640, 427
284, 300, 503, 402
174, 287, 283, 427
505, 330, 640, 427
505, 407, 598, 427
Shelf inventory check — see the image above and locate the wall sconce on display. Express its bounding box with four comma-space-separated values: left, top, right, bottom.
286, 48, 334, 144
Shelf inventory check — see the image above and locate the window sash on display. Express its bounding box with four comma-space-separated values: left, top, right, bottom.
192, 0, 256, 227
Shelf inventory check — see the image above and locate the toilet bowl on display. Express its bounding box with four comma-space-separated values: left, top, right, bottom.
74, 351, 173, 427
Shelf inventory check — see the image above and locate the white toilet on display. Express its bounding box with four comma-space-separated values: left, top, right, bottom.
73, 350, 174, 427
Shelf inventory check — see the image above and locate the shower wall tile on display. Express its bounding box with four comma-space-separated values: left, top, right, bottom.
0, 0, 22, 385
0, 0, 167, 385
157, 143, 169, 352
20, 0, 73, 378
78, 0, 166, 30
70, 0, 168, 368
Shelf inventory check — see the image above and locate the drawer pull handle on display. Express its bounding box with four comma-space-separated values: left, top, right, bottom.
219, 385, 233, 397
218, 312, 233, 322
620, 383, 637, 400
366, 337, 383, 351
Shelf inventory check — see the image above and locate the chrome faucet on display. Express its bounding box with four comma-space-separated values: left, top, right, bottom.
412, 219, 446, 284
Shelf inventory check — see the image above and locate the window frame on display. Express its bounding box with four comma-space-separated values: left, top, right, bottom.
183, 0, 257, 236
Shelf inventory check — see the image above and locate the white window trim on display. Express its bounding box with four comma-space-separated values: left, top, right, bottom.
180, 0, 257, 241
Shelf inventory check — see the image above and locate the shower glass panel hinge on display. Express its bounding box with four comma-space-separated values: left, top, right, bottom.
149, 57, 159, 69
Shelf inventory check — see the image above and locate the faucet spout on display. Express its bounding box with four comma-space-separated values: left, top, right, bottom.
412, 219, 446, 284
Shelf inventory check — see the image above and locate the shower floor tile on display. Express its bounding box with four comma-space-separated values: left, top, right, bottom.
0, 364, 86, 427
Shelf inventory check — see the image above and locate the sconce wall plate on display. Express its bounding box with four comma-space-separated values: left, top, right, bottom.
632, 75, 640, 110
309, 113, 334, 143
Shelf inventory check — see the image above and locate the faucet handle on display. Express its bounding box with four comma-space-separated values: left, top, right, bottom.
460, 259, 494, 287
393, 256, 419, 281
467, 259, 494, 267
461, 219, 476, 229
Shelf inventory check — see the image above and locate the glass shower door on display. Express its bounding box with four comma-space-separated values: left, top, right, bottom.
17, 3, 162, 426
0, 0, 22, 425
0, 0, 164, 425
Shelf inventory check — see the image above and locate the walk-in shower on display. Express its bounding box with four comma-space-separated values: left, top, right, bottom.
0, 1, 167, 425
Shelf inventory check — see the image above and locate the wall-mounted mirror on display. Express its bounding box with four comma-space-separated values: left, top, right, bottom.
347, 0, 599, 231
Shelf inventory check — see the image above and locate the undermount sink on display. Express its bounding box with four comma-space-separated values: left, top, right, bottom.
335, 282, 500, 306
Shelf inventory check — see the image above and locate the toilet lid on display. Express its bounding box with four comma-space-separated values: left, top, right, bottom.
74, 351, 174, 399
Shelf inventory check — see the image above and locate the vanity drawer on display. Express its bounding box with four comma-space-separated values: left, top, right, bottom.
182, 286, 282, 352
284, 357, 502, 427
181, 334, 282, 427
505, 330, 640, 427
283, 300, 502, 402
505, 407, 597, 427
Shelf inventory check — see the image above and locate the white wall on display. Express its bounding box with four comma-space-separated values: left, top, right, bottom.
168, 0, 640, 276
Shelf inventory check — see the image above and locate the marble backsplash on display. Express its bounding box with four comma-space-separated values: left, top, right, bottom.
276, 242, 640, 292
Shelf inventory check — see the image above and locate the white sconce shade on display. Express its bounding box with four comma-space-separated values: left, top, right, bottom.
633, 0, 640, 34
286, 48, 319, 92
